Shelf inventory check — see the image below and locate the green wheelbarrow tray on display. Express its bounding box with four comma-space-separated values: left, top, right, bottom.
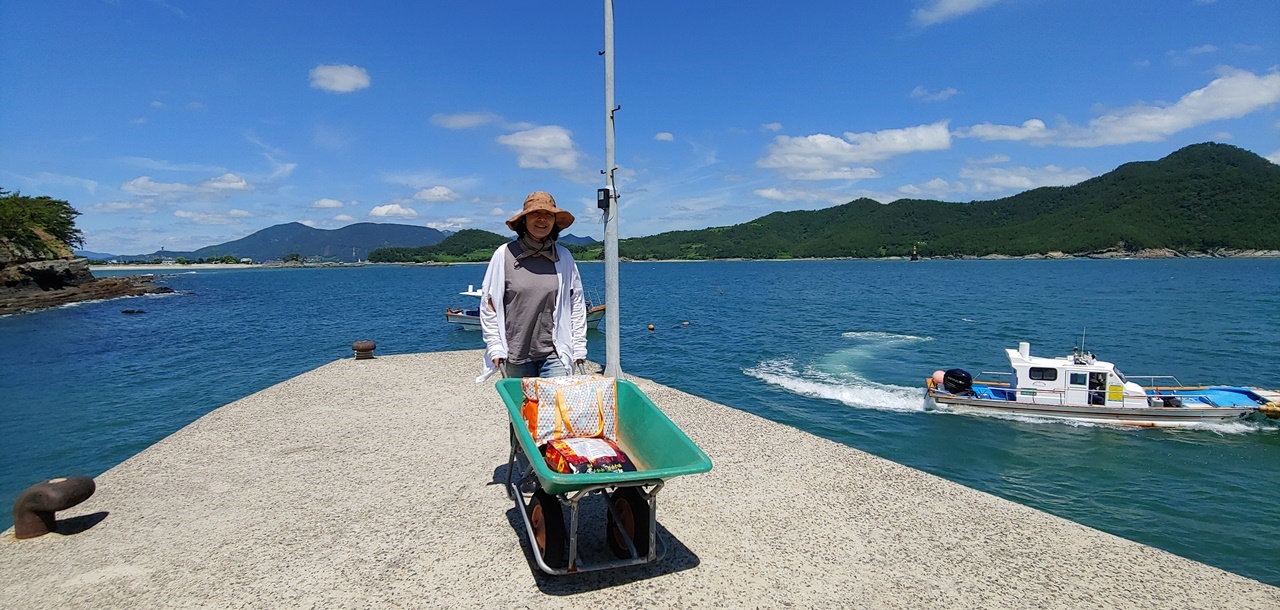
496, 377, 713, 574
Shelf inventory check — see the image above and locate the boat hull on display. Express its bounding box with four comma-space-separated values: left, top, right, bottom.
925, 388, 1254, 428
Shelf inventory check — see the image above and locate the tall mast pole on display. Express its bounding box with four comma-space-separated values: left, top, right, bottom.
602, 0, 622, 378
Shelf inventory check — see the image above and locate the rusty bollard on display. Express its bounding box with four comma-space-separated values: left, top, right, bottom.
13, 476, 95, 539
352, 340, 376, 360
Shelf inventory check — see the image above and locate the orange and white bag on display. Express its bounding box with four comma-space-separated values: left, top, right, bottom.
520, 375, 618, 446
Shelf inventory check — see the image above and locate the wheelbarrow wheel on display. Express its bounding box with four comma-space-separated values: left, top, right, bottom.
606, 487, 651, 559
528, 490, 567, 569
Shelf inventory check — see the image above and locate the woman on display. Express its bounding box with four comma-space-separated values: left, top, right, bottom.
478, 191, 587, 381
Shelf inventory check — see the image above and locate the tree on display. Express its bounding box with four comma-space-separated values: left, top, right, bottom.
0, 188, 85, 256
284, 253, 302, 262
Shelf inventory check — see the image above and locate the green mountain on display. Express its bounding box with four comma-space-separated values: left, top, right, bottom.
617, 143, 1280, 260
87, 222, 449, 263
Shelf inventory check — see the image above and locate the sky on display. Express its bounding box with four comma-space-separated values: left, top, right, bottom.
2, 1, 1278, 255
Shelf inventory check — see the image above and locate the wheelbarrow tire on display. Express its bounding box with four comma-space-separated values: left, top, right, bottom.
606, 487, 651, 559
528, 490, 567, 569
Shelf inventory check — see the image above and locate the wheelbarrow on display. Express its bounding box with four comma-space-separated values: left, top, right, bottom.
496, 377, 713, 575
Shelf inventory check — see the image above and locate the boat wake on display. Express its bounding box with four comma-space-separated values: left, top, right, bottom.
744, 358, 926, 413
840, 330, 932, 343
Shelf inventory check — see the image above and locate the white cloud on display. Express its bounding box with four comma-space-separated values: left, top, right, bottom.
654, 132, 674, 141
913, 0, 1003, 27
961, 68, 1280, 147
299, 220, 317, 228
228, 209, 252, 218
762, 123, 783, 132
960, 119, 1051, 142
496, 125, 581, 171
753, 187, 850, 204
910, 85, 959, 102
369, 203, 417, 218
203, 173, 249, 190
897, 178, 962, 198
431, 112, 498, 129
426, 220, 465, 231
264, 154, 296, 180
122, 156, 225, 173
334, 214, 355, 222
1187, 44, 1218, 55
895, 163, 1094, 199
309, 64, 371, 93
91, 200, 158, 213
185, 101, 205, 112
313, 198, 344, 208
959, 164, 1094, 192
1266, 150, 1280, 165
174, 210, 240, 225
413, 186, 461, 202
757, 121, 950, 179
122, 176, 192, 196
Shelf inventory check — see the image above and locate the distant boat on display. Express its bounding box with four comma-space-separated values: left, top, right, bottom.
446, 285, 605, 331
926, 342, 1280, 427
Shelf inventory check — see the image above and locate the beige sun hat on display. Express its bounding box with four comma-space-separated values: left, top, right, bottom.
506, 191, 575, 232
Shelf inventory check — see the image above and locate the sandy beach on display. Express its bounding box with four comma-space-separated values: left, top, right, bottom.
89, 263, 261, 272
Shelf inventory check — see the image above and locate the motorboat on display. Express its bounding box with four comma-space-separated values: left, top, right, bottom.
925, 342, 1280, 427
445, 285, 606, 331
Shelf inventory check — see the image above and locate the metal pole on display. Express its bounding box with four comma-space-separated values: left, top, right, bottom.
602, 0, 622, 378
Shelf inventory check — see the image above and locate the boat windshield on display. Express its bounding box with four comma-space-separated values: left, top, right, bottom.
1113, 368, 1128, 384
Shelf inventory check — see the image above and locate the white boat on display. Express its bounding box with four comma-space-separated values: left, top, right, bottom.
925, 342, 1280, 428
445, 284, 605, 331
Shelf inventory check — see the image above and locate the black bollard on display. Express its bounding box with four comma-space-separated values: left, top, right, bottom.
13, 476, 95, 539
352, 340, 376, 360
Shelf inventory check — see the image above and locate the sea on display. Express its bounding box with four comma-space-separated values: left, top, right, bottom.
1, 259, 1278, 585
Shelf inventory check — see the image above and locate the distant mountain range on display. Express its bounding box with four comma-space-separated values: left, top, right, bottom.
615, 142, 1280, 260
78, 222, 599, 263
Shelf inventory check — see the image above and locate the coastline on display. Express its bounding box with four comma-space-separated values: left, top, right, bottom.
90, 263, 260, 272
84, 248, 1280, 272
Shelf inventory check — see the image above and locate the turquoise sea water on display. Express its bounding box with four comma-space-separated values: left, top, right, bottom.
2, 259, 1278, 585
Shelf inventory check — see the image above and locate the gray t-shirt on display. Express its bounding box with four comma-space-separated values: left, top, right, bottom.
502, 241, 558, 364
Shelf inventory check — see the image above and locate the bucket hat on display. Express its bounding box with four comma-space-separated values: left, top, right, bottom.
506, 191, 575, 232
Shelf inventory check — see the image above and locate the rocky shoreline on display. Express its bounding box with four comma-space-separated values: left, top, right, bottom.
0, 257, 174, 316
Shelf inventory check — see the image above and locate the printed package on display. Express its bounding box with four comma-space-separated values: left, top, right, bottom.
542, 437, 636, 474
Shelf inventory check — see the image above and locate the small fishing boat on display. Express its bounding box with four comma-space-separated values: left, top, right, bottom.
925, 342, 1280, 427
445, 285, 606, 331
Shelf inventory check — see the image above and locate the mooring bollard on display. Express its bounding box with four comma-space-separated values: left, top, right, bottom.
352, 340, 376, 360
13, 476, 95, 539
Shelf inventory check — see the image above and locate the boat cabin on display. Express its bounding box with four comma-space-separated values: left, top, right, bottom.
1005, 343, 1149, 408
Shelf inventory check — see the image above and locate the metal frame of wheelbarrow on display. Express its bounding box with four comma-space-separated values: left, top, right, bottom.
505, 427, 667, 575
495, 374, 712, 576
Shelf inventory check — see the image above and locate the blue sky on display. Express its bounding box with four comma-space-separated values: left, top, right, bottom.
2, 1, 1278, 255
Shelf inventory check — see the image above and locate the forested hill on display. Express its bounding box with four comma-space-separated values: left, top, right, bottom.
618, 143, 1280, 260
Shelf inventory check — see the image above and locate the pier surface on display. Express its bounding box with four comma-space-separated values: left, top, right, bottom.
3, 350, 1277, 609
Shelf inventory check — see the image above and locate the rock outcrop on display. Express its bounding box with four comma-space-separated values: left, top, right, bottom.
0, 232, 173, 316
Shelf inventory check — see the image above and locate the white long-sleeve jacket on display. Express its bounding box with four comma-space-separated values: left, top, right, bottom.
476, 242, 587, 382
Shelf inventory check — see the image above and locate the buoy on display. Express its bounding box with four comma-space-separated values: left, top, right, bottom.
682, 321, 690, 326
1261, 402, 1280, 419
647, 324, 654, 331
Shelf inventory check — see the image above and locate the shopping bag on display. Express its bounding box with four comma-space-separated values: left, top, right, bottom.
520, 375, 618, 446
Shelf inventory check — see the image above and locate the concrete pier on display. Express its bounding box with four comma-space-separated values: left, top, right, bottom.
3, 350, 1277, 609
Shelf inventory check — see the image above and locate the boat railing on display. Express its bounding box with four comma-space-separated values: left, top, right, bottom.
974, 371, 1013, 386
1127, 374, 1186, 388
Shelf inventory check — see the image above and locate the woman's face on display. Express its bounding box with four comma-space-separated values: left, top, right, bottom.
525, 209, 555, 240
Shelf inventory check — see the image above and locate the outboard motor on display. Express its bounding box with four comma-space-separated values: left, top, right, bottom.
943, 368, 973, 395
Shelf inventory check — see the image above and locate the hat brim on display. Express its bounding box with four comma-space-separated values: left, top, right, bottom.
506, 209, 575, 233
